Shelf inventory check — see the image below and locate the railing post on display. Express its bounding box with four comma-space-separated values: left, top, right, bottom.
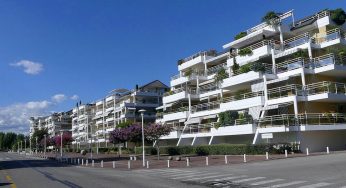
206, 157, 209, 166
306, 148, 309, 156
285, 150, 288, 158
101, 160, 103, 168
113, 161, 115, 168
225, 155, 228, 164
326, 146, 330, 154
186, 157, 190, 167
128, 160, 131, 169
167, 160, 170, 168
92, 160, 94, 167
243, 154, 247, 163
81, 159, 84, 166
266, 152, 269, 160
146, 161, 149, 169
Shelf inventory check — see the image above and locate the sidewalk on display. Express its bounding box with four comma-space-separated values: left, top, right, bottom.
25, 149, 345, 170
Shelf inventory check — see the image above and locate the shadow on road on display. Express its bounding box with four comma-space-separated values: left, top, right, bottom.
0, 183, 12, 186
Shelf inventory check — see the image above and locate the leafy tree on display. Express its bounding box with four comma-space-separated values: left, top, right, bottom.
145, 124, 172, 160
331, 8, 346, 25
31, 128, 48, 148
54, 132, 73, 147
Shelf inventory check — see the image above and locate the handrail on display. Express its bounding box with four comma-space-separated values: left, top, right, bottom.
312, 28, 341, 44
207, 63, 227, 75
276, 57, 305, 73
267, 84, 304, 100
178, 50, 217, 65
304, 81, 346, 95
162, 106, 189, 115
191, 100, 220, 113
222, 91, 264, 103
259, 113, 346, 127
239, 40, 274, 51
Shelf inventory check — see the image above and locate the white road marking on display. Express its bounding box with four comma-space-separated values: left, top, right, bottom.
202, 175, 248, 183
184, 174, 233, 181
250, 179, 284, 185
173, 172, 219, 180
266, 181, 307, 188
232, 177, 266, 183
298, 182, 333, 188
162, 171, 206, 177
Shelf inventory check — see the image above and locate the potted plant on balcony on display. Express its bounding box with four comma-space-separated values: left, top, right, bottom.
239, 63, 252, 74
177, 59, 184, 66
330, 8, 346, 26
238, 48, 253, 56
252, 62, 266, 73
293, 49, 309, 58
232, 61, 240, 74
234, 31, 247, 40
262, 11, 280, 26
214, 68, 229, 84
184, 69, 193, 78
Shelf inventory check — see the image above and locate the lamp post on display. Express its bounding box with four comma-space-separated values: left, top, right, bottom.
44, 135, 47, 157
138, 109, 146, 167
60, 131, 63, 157
35, 137, 38, 155
20, 141, 23, 152
24, 139, 27, 155
29, 138, 32, 154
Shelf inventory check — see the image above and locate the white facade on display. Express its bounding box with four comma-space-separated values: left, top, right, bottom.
158, 9, 346, 152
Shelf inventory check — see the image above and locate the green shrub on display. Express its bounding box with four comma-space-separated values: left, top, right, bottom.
293, 49, 309, 58
252, 62, 266, 72
234, 31, 247, 40
238, 48, 253, 56
232, 62, 240, 73
214, 68, 228, 83
331, 8, 346, 25
262, 11, 280, 25
239, 64, 252, 73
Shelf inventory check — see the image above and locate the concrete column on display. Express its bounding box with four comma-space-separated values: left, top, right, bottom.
307, 41, 313, 58
278, 25, 284, 50
271, 48, 276, 74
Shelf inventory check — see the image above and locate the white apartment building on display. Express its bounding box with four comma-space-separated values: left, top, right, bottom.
157, 9, 346, 152
71, 103, 95, 149
93, 80, 168, 148
29, 111, 72, 138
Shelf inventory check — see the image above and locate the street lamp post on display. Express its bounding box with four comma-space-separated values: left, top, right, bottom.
60, 131, 63, 158
24, 139, 27, 155
20, 141, 23, 152
35, 137, 38, 155
44, 135, 47, 157
139, 109, 146, 167
29, 138, 32, 154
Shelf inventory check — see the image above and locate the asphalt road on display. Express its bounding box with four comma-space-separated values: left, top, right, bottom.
0, 152, 204, 188
1, 152, 346, 188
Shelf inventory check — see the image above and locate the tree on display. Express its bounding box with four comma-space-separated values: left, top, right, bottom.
145, 124, 172, 160
31, 128, 48, 149
54, 132, 73, 147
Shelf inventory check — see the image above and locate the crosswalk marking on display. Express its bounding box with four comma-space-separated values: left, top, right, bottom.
298, 182, 333, 188
164, 171, 209, 178
201, 175, 248, 183
172, 172, 219, 180
250, 179, 284, 186
267, 181, 307, 188
184, 174, 232, 181
232, 177, 266, 183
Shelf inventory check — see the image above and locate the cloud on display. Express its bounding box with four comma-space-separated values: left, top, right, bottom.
0, 100, 52, 134
51, 94, 67, 103
10, 60, 43, 75
70, 95, 79, 100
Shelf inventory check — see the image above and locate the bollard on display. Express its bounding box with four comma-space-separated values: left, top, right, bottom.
130, 156, 133, 160
92, 160, 94, 167
134, 156, 137, 161
306, 148, 309, 156
167, 160, 170, 168
225, 155, 228, 164
206, 157, 209, 166
78, 158, 80, 165
86, 159, 88, 166
327, 146, 330, 154
82, 159, 84, 166
113, 161, 115, 168
266, 152, 269, 160
186, 157, 190, 167
146, 161, 149, 169
128, 160, 131, 169
243, 154, 247, 163
285, 150, 288, 158
101, 160, 104, 168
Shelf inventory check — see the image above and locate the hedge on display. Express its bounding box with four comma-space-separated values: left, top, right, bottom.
135, 144, 285, 156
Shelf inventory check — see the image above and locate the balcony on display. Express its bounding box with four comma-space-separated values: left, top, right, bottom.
222, 71, 263, 90
313, 28, 346, 48
163, 88, 197, 104
170, 70, 207, 86
304, 81, 346, 102
96, 119, 103, 125
162, 107, 189, 122
274, 33, 310, 58
105, 106, 114, 112
191, 100, 220, 114
177, 50, 217, 71
235, 40, 274, 65
220, 91, 265, 111
106, 117, 114, 122
267, 84, 304, 100
206, 63, 227, 75
259, 113, 346, 129
95, 110, 103, 116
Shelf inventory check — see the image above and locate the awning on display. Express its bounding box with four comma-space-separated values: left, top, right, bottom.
203, 114, 217, 119
185, 117, 201, 125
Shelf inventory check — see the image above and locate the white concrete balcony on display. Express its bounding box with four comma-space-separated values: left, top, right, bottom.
190, 101, 221, 118
222, 71, 262, 90
163, 110, 189, 122
312, 28, 346, 48
170, 71, 207, 87
267, 84, 304, 101
96, 119, 103, 125
106, 128, 114, 132
163, 88, 198, 104
160, 131, 179, 139
274, 33, 310, 58
305, 81, 346, 102
220, 91, 265, 111
177, 50, 217, 71
105, 106, 114, 112
106, 117, 114, 122
95, 110, 103, 116
105, 95, 115, 102
223, 10, 294, 49
132, 90, 161, 97
96, 100, 104, 106
258, 113, 346, 132
235, 40, 274, 65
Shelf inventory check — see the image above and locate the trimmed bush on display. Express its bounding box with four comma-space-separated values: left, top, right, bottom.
238, 48, 253, 56
234, 32, 247, 40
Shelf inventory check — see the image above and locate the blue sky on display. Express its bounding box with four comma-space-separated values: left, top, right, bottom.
0, 0, 342, 133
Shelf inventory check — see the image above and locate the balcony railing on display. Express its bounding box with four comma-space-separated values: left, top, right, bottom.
199, 83, 219, 94
163, 87, 197, 97
163, 106, 189, 115
238, 40, 274, 52
267, 84, 304, 100
183, 119, 253, 134
207, 63, 227, 75
222, 91, 264, 103
171, 70, 206, 81
282, 32, 310, 50
304, 81, 346, 96
178, 50, 217, 65
259, 113, 346, 127
312, 28, 342, 44
276, 57, 305, 73
191, 100, 220, 113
